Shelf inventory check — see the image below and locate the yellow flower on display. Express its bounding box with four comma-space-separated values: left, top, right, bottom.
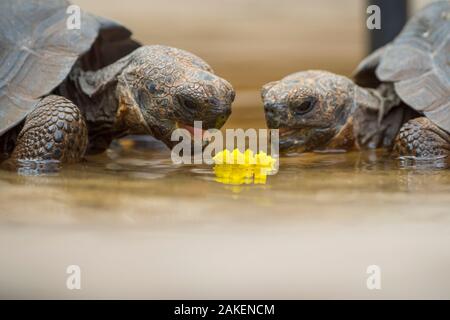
230, 148, 245, 164
213, 149, 231, 164
243, 149, 256, 165
212, 149, 277, 185
255, 151, 276, 167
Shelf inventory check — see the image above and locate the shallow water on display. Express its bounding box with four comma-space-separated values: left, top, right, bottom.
1, 106, 450, 299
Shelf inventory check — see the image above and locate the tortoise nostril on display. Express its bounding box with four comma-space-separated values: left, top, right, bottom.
208, 97, 220, 108
264, 101, 273, 109
264, 102, 285, 112
229, 90, 236, 102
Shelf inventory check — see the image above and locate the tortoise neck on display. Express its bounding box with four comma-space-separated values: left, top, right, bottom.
55, 63, 125, 154
77, 54, 150, 136
352, 84, 409, 150
326, 117, 356, 151
112, 84, 153, 136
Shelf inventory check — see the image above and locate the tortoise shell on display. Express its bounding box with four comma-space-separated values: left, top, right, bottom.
0, 0, 140, 136
353, 1, 450, 132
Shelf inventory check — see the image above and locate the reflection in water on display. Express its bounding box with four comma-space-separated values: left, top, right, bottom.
1, 144, 449, 231
1, 113, 450, 226
1, 159, 62, 176
212, 149, 278, 185
398, 156, 450, 170
213, 165, 273, 185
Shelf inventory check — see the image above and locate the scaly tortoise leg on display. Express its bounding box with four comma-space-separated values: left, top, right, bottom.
9, 95, 88, 164
394, 117, 450, 159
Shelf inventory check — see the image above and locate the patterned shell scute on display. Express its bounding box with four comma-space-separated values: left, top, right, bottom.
376, 1, 450, 132
0, 0, 100, 136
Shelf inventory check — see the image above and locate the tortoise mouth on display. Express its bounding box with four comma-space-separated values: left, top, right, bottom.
275, 126, 337, 153
176, 122, 207, 140
274, 128, 307, 152
278, 128, 298, 137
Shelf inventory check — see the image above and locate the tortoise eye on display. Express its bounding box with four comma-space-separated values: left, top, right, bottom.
179, 97, 198, 109
291, 97, 316, 115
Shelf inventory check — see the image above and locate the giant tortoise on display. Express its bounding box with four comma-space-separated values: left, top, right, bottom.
0, 0, 234, 166
261, 1, 450, 160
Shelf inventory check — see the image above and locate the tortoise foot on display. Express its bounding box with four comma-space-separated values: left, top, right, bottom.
9, 95, 88, 164
394, 117, 450, 159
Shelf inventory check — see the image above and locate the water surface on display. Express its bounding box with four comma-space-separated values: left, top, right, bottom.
1, 106, 450, 299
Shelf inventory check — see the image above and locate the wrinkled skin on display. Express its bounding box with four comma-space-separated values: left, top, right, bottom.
109, 45, 235, 148
261, 71, 357, 153
2, 45, 235, 166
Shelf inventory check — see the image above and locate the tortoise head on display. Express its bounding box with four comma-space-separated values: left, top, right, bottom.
261, 70, 357, 153
116, 45, 234, 148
